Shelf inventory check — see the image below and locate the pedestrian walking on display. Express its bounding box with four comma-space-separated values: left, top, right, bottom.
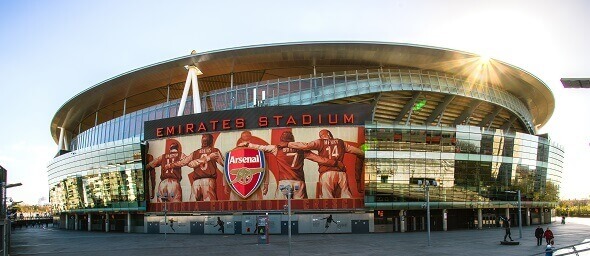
535, 226, 544, 246
544, 227, 554, 245
503, 217, 513, 242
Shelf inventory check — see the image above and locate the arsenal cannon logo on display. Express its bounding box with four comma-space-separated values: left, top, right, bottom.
224, 148, 266, 199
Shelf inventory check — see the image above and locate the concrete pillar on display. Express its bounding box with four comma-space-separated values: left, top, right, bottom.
74, 214, 79, 230
105, 213, 110, 232
540, 208, 545, 224
399, 210, 406, 233
477, 208, 483, 229
421, 216, 425, 231
443, 209, 448, 231
394, 217, 399, 232
526, 208, 531, 226
65, 214, 69, 230
127, 212, 132, 233
88, 214, 92, 231
412, 216, 417, 231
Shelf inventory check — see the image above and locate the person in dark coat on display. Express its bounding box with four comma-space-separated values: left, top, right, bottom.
535, 226, 544, 246
503, 217, 513, 242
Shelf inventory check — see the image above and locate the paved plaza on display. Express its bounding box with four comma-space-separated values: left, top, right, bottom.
10, 217, 590, 256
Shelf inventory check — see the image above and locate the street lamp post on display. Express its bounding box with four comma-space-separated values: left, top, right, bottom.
517, 190, 522, 239
2, 182, 22, 256
280, 184, 299, 256
505, 190, 522, 239
418, 179, 437, 246
157, 192, 173, 241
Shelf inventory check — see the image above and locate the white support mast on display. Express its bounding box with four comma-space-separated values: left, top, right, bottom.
177, 64, 203, 116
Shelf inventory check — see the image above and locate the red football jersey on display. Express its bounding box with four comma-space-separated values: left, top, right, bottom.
190, 147, 222, 179
160, 153, 182, 180
275, 146, 306, 181
315, 139, 346, 174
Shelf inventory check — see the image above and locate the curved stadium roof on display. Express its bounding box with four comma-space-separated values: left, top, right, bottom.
50, 41, 554, 143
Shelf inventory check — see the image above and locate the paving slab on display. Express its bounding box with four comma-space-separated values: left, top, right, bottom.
10, 217, 590, 256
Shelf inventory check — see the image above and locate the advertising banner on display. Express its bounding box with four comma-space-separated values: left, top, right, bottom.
144, 105, 369, 212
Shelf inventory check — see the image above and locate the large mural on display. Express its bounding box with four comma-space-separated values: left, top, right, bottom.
144, 105, 369, 212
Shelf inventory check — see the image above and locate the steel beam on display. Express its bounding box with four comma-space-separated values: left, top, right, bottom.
454, 100, 482, 126
394, 92, 421, 123
425, 95, 455, 125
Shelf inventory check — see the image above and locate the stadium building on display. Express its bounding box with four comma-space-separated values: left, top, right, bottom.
48, 42, 563, 234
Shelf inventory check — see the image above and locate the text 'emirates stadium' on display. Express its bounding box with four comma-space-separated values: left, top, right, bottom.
48, 42, 563, 234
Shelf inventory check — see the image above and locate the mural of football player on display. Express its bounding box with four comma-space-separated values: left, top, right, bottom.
168, 134, 225, 201
230, 130, 269, 200
238, 130, 344, 199
144, 141, 156, 199
146, 139, 185, 202
282, 129, 364, 199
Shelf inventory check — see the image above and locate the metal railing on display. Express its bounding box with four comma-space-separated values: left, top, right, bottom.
529, 240, 590, 256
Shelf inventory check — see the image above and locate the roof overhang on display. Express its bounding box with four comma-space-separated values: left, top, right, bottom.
561, 78, 590, 88
50, 41, 555, 143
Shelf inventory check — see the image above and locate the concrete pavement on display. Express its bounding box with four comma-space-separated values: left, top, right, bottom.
10, 217, 590, 256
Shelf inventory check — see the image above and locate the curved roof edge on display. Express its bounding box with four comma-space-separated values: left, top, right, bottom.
50, 41, 555, 143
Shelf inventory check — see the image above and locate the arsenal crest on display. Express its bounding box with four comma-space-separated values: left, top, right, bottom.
224, 148, 266, 199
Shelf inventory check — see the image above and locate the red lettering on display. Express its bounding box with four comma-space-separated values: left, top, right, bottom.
166, 126, 175, 135
273, 115, 282, 126
156, 128, 163, 137
210, 120, 218, 130
235, 118, 245, 128
186, 123, 194, 133
302, 114, 312, 125
328, 114, 338, 124
343, 114, 354, 123
318, 114, 322, 124
178, 125, 182, 134
286, 115, 297, 125
222, 119, 231, 129
198, 122, 207, 132
259, 116, 268, 127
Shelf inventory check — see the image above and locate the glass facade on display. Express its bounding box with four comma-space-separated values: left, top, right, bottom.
70, 98, 192, 150
48, 137, 146, 213
364, 123, 563, 209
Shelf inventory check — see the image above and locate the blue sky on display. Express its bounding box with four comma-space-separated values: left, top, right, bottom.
1, 0, 589, 204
